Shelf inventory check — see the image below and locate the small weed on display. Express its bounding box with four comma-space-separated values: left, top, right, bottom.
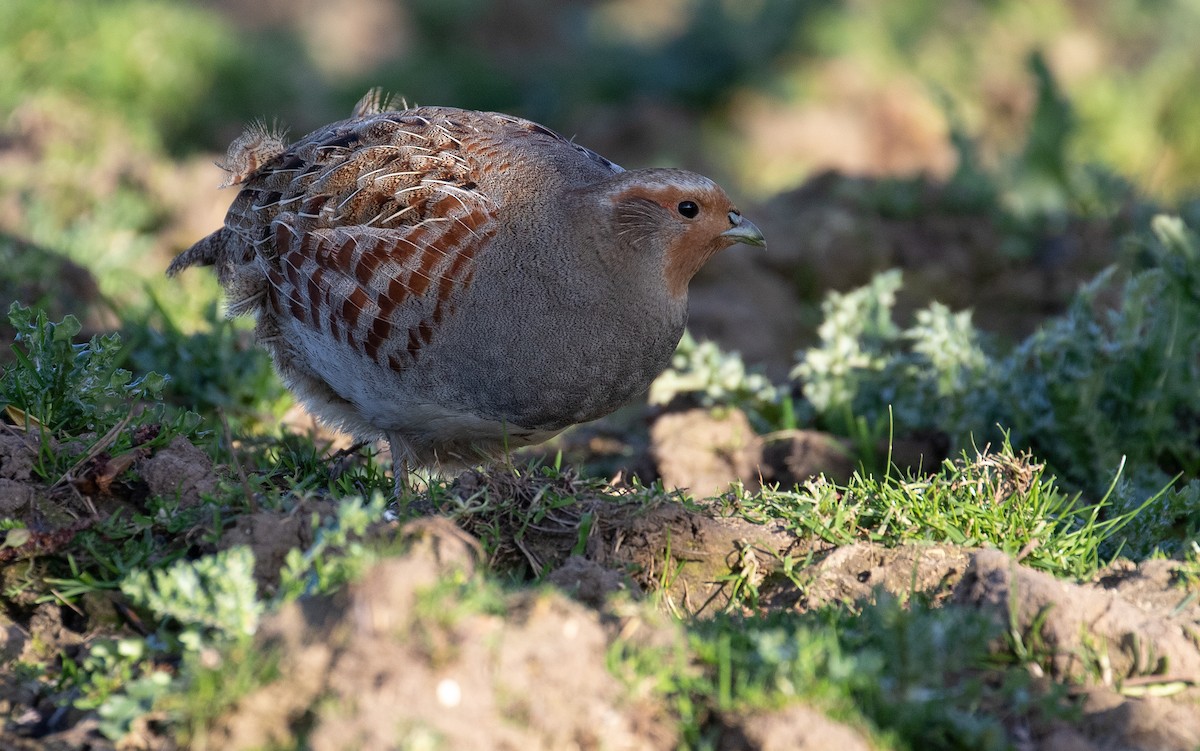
57, 637, 175, 741
122, 546, 262, 648
0, 303, 195, 486
52, 549, 268, 738
2, 305, 165, 434
649, 331, 785, 432
622, 595, 1057, 751
63, 637, 149, 708
276, 493, 390, 602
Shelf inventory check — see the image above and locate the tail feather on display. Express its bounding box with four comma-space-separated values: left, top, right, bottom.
167, 228, 227, 276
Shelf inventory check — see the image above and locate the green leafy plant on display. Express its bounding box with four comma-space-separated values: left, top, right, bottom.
121, 546, 262, 648
2, 303, 166, 434
998, 215, 1199, 479
649, 330, 787, 431
277, 493, 390, 601
790, 269, 989, 441
95, 669, 174, 741
58, 637, 174, 741
1, 303, 182, 484
774, 215, 1200, 554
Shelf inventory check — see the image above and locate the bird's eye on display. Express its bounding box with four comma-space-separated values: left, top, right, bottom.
677, 200, 699, 219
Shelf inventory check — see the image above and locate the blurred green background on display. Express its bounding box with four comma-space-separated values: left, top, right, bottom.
2, 0, 1198, 343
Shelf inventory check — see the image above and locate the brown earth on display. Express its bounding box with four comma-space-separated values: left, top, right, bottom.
2, 425, 1199, 749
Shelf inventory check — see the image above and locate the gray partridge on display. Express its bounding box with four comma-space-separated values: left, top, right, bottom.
169, 90, 764, 490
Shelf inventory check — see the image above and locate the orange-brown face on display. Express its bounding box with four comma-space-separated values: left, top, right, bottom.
606, 170, 764, 298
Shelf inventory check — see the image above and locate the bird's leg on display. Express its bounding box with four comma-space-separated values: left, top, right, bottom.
388, 434, 410, 498
387, 433, 434, 515
392, 453, 408, 497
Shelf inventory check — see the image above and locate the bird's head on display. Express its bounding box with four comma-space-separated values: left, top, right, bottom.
587, 168, 764, 298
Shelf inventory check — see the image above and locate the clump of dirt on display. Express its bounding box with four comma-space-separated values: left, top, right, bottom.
216, 497, 340, 596
716, 704, 875, 751
204, 522, 677, 751
546, 555, 634, 608
0, 431, 42, 485
756, 542, 1200, 751
958, 550, 1200, 683
650, 407, 762, 497
137, 435, 220, 509
792, 542, 974, 611
447, 465, 813, 616
0, 431, 42, 520
759, 429, 857, 487
956, 549, 1200, 751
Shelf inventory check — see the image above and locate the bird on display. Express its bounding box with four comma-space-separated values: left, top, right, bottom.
169, 89, 765, 495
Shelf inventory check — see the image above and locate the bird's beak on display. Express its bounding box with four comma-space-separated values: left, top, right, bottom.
721, 212, 766, 247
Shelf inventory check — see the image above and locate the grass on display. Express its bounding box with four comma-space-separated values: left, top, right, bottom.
734, 446, 1170, 580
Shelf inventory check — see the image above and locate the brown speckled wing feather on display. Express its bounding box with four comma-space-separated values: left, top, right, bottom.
266, 200, 496, 369
218, 109, 504, 369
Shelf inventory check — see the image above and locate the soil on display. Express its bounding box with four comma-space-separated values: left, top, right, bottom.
1, 421, 1199, 750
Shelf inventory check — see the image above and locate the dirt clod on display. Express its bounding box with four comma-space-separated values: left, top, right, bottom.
207, 544, 674, 750
956, 549, 1200, 684
800, 542, 973, 610
547, 554, 635, 607
650, 408, 761, 498
955, 549, 1200, 751
217, 498, 339, 595
137, 435, 220, 508
0, 478, 35, 514
0, 432, 37, 482
759, 430, 855, 487
717, 704, 874, 751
